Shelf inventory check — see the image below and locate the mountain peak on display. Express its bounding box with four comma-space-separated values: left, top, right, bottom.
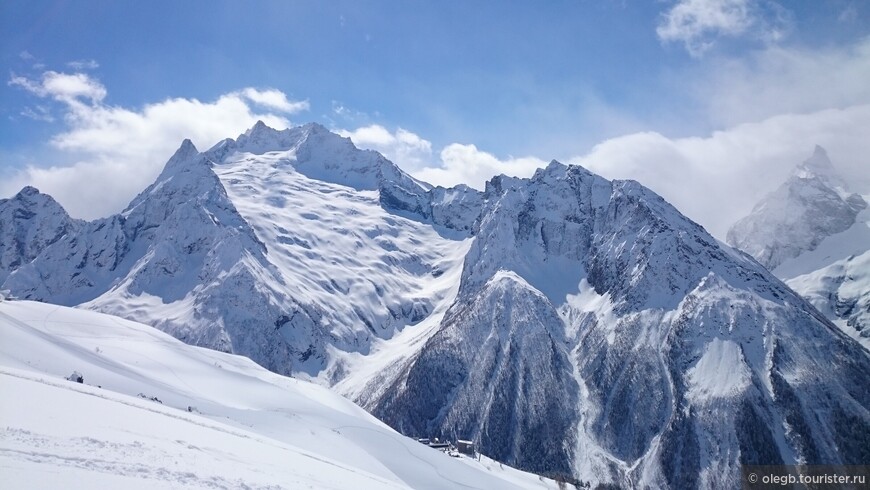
158, 138, 204, 178
170, 138, 200, 161
793, 144, 842, 185
15, 186, 42, 198
301, 121, 330, 134
7, 186, 66, 211
251, 119, 268, 131
727, 145, 865, 270
178, 138, 199, 154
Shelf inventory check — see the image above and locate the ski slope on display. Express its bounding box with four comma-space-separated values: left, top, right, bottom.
0, 299, 557, 489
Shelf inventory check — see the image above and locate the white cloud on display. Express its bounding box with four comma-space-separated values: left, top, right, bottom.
20, 105, 54, 122
414, 143, 547, 190
66, 59, 99, 70
393, 38, 870, 240
236, 88, 309, 114
695, 37, 870, 126
4, 72, 305, 219
338, 124, 434, 171
657, 0, 789, 56
571, 105, 870, 239
10, 71, 107, 104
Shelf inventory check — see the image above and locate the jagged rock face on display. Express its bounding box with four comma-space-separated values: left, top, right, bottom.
727, 146, 867, 270
3, 124, 869, 488
2, 141, 304, 374
0, 123, 476, 376
365, 161, 870, 487
373, 271, 579, 476
0, 187, 78, 284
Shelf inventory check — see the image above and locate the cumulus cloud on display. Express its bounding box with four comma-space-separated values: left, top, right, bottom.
395, 104, 870, 241
338, 124, 434, 171
657, 0, 789, 56
414, 144, 546, 190
4, 71, 307, 219
338, 125, 547, 190
571, 105, 870, 239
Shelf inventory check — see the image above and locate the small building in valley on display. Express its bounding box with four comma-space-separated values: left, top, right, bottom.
457, 440, 474, 455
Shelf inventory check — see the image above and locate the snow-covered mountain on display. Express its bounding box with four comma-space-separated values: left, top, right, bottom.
0, 187, 79, 285
1, 122, 479, 377
0, 299, 557, 489
2, 123, 869, 487
355, 161, 870, 488
727, 146, 866, 271
727, 146, 870, 350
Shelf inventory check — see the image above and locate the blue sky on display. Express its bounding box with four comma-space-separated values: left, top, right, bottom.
2, 0, 870, 237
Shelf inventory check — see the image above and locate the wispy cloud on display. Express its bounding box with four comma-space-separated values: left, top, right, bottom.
9, 71, 107, 104
20, 105, 54, 122
657, 0, 790, 56
570, 105, 870, 239
694, 36, 870, 126
236, 88, 309, 114
66, 59, 100, 70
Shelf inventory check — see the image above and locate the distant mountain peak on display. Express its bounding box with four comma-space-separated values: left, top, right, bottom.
247, 119, 269, 134
15, 186, 42, 198
727, 145, 866, 270
6, 185, 67, 212
792, 144, 841, 184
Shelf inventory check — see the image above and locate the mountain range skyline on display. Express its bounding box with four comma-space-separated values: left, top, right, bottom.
3, 1, 870, 239
2, 120, 867, 486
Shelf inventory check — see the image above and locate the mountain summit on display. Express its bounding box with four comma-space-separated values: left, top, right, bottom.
728, 146, 870, 351
727, 145, 867, 270
2, 124, 869, 487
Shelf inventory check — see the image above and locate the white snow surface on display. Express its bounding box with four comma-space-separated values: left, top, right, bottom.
785, 249, 870, 351
686, 338, 751, 403
774, 206, 870, 280
0, 299, 557, 490
728, 147, 870, 351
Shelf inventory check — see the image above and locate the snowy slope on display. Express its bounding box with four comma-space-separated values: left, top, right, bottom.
0, 299, 558, 490
776, 206, 870, 351
783, 248, 870, 351
727, 147, 870, 350
1, 123, 480, 377
362, 161, 870, 488
727, 146, 866, 271
3, 124, 870, 488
